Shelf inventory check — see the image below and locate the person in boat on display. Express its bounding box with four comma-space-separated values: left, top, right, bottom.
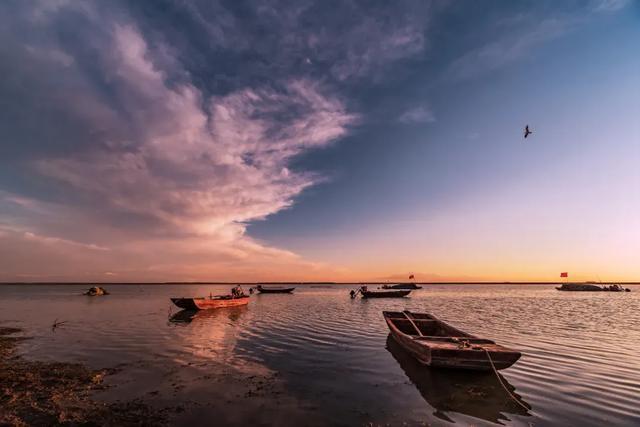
231, 285, 245, 298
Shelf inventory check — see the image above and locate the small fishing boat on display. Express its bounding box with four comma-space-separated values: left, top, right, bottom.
256, 285, 295, 294
556, 283, 630, 292
383, 311, 521, 370
171, 286, 249, 310
171, 295, 249, 310
385, 336, 529, 421
350, 285, 411, 298
382, 283, 422, 290
84, 286, 109, 296
362, 289, 411, 298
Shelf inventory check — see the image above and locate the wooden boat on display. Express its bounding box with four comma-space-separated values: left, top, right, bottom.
171, 295, 249, 310
361, 289, 411, 298
385, 336, 529, 421
383, 311, 521, 370
256, 285, 295, 294
382, 283, 422, 290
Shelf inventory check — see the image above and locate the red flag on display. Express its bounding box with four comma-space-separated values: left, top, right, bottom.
409, 274, 414, 279
560, 272, 568, 278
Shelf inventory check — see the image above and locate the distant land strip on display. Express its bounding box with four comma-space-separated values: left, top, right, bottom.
1, 282, 639, 285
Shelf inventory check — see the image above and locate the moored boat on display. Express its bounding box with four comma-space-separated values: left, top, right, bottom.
383, 311, 521, 370
350, 285, 411, 298
385, 335, 530, 421
556, 283, 630, 292
256, 285, 295, 294
382, 283, 422, 290
171, 295, 249, 310
362, 289, 411, 298
171, 286, 249, 310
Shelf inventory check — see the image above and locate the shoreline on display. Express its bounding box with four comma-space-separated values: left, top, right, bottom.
0, 327, 170, 426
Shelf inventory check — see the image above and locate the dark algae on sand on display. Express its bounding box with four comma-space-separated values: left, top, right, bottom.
0, 327, 169, 426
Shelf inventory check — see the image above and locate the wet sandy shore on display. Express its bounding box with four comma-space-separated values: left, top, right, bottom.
0, 327, 171, 426
0, 326, 309, 426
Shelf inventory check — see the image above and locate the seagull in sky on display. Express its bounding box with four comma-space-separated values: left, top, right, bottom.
524, 125, 532, 139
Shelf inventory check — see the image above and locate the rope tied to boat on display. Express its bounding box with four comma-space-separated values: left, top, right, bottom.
483, 348, 530, 412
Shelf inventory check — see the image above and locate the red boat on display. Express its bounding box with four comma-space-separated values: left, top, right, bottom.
171, 295, 249, 310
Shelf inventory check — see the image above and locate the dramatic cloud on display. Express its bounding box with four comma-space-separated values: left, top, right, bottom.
37, 23, 355, 238
0, 0, 434, 280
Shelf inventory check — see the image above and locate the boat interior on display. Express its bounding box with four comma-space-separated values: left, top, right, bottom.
384, 311, 494, 343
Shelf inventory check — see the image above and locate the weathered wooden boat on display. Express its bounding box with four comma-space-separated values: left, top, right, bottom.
385, 335, 529, 421
382, 283, 422, 290
171, 295, 249, 310
383, 311, 521, 370
362, 289, 411, 298
556, 283, 630, 292
256, 285, 295, 294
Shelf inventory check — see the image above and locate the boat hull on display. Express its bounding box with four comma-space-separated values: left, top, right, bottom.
362, 290, 411, 298
171, 296, 249, 310
257, 287, 295, 294
384, 311, 520, 371
382, 284, 422, 290
556, 283, 630, 292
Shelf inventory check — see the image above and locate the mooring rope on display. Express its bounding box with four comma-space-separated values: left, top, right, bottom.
484, 348, 530, 412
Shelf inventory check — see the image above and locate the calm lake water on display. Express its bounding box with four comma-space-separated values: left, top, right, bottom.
1, 284, 639, 426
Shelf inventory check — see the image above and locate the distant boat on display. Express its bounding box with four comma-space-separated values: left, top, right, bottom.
256, 285, 295, 294
84, 286, 109, 296
383, 311, 521, 371
171, 295, 249, 310
382, 283, 422, 290
361, 289, 411, 298
556, 283, 630, 292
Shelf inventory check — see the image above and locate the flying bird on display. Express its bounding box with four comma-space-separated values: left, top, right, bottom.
524, 125, 532, 139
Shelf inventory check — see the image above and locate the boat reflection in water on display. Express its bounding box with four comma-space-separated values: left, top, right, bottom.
169, 306, 248, 325
386, 336, 530, 424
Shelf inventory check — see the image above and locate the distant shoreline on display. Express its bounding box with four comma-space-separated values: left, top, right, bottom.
1, 281, 639, 285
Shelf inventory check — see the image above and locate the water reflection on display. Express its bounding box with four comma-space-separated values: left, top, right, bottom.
385, 335, 530, 424
169, 306, 248, 325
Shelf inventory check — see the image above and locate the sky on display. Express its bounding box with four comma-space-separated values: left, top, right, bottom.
0, 0, 638, 282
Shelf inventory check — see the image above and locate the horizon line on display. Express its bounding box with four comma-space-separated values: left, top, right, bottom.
1, 281, 639, 285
